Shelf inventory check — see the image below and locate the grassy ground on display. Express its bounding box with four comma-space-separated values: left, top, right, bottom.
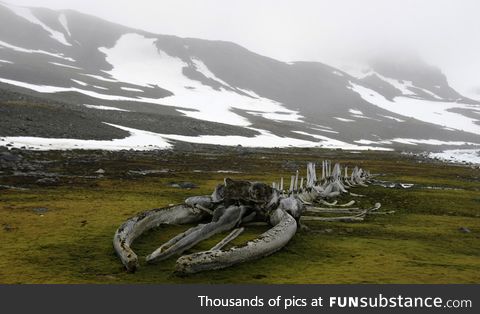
0, 148, 479, 283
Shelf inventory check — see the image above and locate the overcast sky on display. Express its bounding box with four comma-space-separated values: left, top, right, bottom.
11, 0, 480, 98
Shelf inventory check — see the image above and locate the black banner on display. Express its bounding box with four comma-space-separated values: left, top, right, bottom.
0, 285, 477, 313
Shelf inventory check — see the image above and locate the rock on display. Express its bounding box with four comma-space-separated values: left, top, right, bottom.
169, 182, 197, 189
95, 168, 106, 174
458, 227, 471, 233
36, 177, 59, 185
0, 151, 21, 162
32, 207, 49, 214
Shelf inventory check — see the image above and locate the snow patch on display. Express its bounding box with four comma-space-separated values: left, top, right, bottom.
355, 138, 478, 146
349, 109, 363, 115
310, 127, 339, 134
378, 115, 405, 122
5, 4, 71, 46
0, 124, 171, 151
429, 149, 480, 164
191, 58, 231, 87
71, 79, 87, 86
334, 117, 355, 122
292, 131, 392, 151
79, 73, 118, 82
49, 62, 81, 69
83, 104, 129, 112
58, 13, 71, 37
121, 87, 144, 92
0, 40, 74, 61
0, 77, 139, 101
93, 85, 108, 90
373, 72, 442, 99
98, 33, 303, 127
349, 82, 480, 134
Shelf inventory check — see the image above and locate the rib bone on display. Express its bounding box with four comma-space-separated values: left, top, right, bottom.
175, 209, 297, 274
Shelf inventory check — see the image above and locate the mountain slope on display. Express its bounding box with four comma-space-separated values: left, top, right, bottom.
0, 1, 479, 152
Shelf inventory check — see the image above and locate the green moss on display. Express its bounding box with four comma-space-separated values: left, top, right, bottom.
0, 148, 479, 283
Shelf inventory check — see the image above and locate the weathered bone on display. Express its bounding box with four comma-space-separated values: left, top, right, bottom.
113, 205, 208, 272
306, 207, 360, 214
210, 227, 245, 251
319, 199, 338, 206
175, 209, 297, 274
338, 200, 355, 207
146, 205, 246, 263
301, 215, 364, 222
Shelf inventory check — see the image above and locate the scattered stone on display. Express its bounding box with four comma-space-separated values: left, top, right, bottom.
169, 182, 197, 189
0, 184, 29, 191
128, 169, 169, 176
36, 177, 59, 185
32, 207, 49, 214
95, 168, 106, 174
324, 228, 333, 234
458, 227, 471, 233
0, 151, 21, 162
345, 228, 354, 233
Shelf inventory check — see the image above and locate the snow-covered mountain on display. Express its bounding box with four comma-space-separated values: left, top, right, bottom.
1, 1, 479, 152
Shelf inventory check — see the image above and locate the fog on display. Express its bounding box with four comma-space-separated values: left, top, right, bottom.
11, 0, 480, 98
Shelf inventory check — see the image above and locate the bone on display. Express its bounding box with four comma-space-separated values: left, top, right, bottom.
152, 224, 206, 255
301, 215, 364, 222
210, 227, 245, 251
350, 192, 365, 197
113, 205, 207, 272
367, 210, 395, 215
319, 199, 338, 206
295, 170, 299, 191
195, 204, 214, 215
337, 200, 356, 207
175, 210, 297, 274
146, 205, 246, 263
185, 195, 214, 209
305, 207, 360, 214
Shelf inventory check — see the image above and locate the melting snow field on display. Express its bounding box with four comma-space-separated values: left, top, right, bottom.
0, 123, 393, 151
429, 149, 480, 164
98, 33, 303, 126
292, 131, 392, 151
0, 124, 172, 151
349, 83, 480, 135
355, 138, 479, 146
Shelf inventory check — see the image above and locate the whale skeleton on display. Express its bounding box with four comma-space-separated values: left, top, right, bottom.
113, 160, 389, 274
